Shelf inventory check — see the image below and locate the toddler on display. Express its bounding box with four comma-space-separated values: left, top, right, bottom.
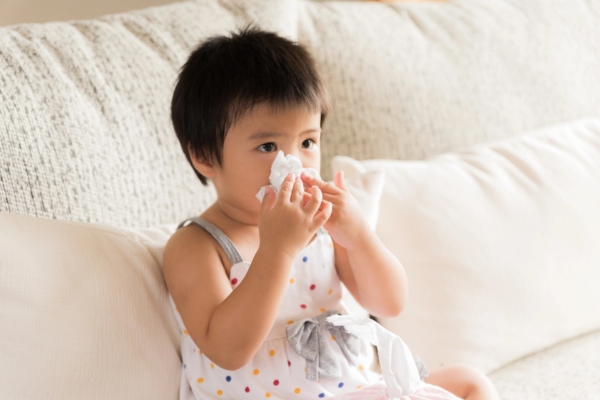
164, 27, 498, 400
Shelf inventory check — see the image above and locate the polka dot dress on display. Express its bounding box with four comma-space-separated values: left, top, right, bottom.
170, 230, 381, 400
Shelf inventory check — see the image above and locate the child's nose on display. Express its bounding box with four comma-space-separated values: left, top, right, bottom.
282, 148, 300, 160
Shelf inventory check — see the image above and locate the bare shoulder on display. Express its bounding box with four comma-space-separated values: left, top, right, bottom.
163, 224, 224, 280
163, 224, 232, 330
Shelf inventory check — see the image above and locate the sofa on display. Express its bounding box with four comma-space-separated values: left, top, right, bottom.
1, 0, 599, 399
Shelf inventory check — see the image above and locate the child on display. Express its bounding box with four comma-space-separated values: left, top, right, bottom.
164, 27, 499, 400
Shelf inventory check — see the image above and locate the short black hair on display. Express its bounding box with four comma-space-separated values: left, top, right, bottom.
171, 26, 330, 185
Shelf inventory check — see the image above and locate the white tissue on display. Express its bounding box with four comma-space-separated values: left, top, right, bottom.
327, 315, 424, 398
256, 151, 320, 202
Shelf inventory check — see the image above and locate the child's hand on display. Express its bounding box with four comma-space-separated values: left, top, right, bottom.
259, 173, 332, 262
301, 171, 369, 250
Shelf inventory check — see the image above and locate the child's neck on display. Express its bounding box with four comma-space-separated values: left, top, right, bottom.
201, 202, 260, 260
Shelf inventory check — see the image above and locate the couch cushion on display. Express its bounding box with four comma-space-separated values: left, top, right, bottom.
0, 211, 179, 399
0, 0, 297, 228
299, 0, 600, 179
332, 118, 600, 374
489, 329, 600, 399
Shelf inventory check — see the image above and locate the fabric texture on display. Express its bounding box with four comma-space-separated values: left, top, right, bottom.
0, 0, 296, 228
171, 223, 380, 399
179, 217, 244, 264
287, 310, 360, 381
298, 0, 600, 179
0, 211, 180, 399
332, 118, 600, 374
489, 329, 600, 399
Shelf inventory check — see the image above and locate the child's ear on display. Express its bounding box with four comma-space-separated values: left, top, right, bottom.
188, 145, 216, 179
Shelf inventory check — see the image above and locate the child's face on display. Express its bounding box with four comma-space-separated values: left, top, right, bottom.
210, 102, 322, 222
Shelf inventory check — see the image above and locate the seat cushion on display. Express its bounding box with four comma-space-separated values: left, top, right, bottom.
489, 329, 600, 400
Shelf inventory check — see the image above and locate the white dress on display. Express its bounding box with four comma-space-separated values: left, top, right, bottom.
170, 218, 381, 400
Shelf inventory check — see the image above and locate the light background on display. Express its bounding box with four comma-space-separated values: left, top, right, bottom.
0, 0, 180, 26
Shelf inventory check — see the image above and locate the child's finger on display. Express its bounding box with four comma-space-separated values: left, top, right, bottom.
304, 186, 323, 214
278, 173, 296, 203
314, 200, 332, 226
301, 171, 337, 194
260, 186, 277, 213
334, 171, 347, 190
290, 173, 304, 203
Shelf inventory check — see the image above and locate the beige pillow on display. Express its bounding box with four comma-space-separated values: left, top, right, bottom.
0, 0, 296, 228
0, 212, 180, 400
299, 0, 600, 180
332, 118, 600, 373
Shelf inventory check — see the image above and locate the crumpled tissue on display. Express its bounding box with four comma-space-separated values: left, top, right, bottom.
256, 151, 320, 202
326, 315, 460, 400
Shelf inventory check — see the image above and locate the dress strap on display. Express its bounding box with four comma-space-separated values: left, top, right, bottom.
177, 217, 244, 265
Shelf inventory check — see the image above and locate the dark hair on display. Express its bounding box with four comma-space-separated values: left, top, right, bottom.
171, 26, 330, 185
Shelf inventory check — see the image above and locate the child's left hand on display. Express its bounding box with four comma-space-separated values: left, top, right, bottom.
301, 171, 370, 250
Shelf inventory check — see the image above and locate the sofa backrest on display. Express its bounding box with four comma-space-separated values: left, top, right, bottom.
0, 0, 296, 228
2, 0, 600, 227
299, 0, 600, 178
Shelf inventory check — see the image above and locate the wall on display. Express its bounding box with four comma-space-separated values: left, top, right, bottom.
0, 0, 179, 26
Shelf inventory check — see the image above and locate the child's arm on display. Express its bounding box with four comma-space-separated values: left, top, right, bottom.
164, 174, 331, 370
301, 171, 407, 318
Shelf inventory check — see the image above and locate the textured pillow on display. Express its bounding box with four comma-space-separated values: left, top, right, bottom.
0, 0, 296, 228
332, 118, 600, 373
299, 0, 600, 179
0, 212, 179, 400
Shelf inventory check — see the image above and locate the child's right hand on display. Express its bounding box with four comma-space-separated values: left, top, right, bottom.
258, 173, 332, 263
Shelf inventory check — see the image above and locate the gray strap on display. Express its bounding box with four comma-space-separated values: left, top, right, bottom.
177, 217, 244, 265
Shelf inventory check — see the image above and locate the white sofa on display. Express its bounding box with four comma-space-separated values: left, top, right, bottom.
1, 0, 599, 399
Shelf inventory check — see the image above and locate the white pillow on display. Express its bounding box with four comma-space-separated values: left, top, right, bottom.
339, 170, 385, 319
0, 212, 180, 400
332, 118, 600, 373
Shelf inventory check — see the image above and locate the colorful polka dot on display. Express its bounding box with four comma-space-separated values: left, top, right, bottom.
331, 335, 336, 341
217, 389, 223, 396
310, 284, 316, 290
294, 388, 301, 394
265, 393, 271, 398
300, 304, 307, 309
328, 289, 333, 295
320, 308, 326, 313
319, 394, 325, 398
226, 376, 231, 382
273, 379, 279, 386
183, 329, 189, 336
357, 386, 362, 389
358, 365, 364, 371
245, 387, 250, 393
269, 350, 276, 356
253, 369, 260, 375
210, 363, 215, 369
288, 360, 291, 367
197, 378, 204, 384
231, 278, 238, 285
338, 382, 344, 388
287, 320, 294, 325
289, 278, 295, 284
302, 256, 308, 262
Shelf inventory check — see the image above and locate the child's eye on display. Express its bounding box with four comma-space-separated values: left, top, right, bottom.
258, 143, 277, 152
302, 139, 315, 149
